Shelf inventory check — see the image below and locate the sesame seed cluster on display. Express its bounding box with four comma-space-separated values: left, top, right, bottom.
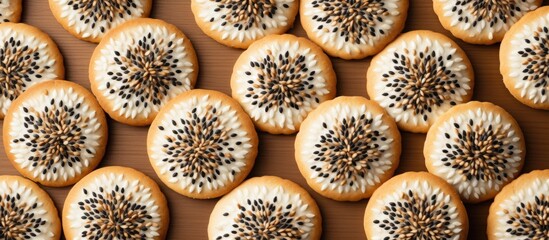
0, 1, 546, 240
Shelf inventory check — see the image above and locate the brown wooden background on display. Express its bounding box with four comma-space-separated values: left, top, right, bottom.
1, 1, 548, 239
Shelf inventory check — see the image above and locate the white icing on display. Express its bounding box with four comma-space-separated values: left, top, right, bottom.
370, 33, 472, 128
429, 107, 523, 200
505, 12, 549, 104
210, 183, 317, 239
51, 0, 148, 40
369, 179, 464, 240
302, 0, 403, 55
494, 176, 549, 239
8, 87, 103, 182
0, 179, 57, 239
0, 27, 61, 116
194, 0, 296, 43
0, 0, 16, 22
298, 102, 397, 194
436, 0, 538, 40
149, 94, 253, 194
93, 23, 195, 119
66, 172, 163, 239
234, 39, 331, 131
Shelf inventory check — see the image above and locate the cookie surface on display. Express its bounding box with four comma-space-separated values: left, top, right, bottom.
148, 89, 258, 199
295, 96, 401, 201
487, 169, 549, 239
0, 175, 61, 239
49, 0, 152, 43
90, 18, 199, 126
231, 34, 337, 134
433, 0, 541, 44
0, 22, 64, 119
191, 0, 299, 49
63, 166, 169, 240
425, 101, 525, 203
208, 176, 322, 240
364, 172, 469, 240
500, 6, 549, 110
0, 0, 22, 22
3, 80, 108, 187
300, 0, 409, 59
367, 30, 474, 133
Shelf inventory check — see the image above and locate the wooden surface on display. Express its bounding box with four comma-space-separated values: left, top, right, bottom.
1, 1, 548, 239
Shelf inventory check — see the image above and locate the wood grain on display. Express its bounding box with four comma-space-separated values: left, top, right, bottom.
0, 0, 548, 239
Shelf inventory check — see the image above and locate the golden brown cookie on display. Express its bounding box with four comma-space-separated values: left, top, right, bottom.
0, 22, 65, 119
425, 101, 526, 203
500, 6, 549, 110
367, 30, 474, 133
3, 80, 108, 187
295, 96, 401, 201
0, 0, 22, 23
89, 18, 199, 126
300, 0, 409, 59
487, 169, 549, 239
208, 176, 322, 240
148, 89, 258, 199
191, 0, 299, 49
364, 172, 469, 240
0, 175, 61, 239
433, 0, 542, 44
49, 0, 153, 43
63, 166, 169, 240
231, 34, 337, 134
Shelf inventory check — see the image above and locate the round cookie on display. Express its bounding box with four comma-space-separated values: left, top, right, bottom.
300, 0, 409, 60
0, 175, 61, 239
433, 0, 542, 45
500, 6, 549, 110
191, 0, 299, 49
487, 169, 549, 239
63, 166, 169, 240
0, 0, 22, 23
364, 172, 469, 240
208, 176, 322, 240
0, 22, 65, 119
367, 30, 474, 133
425, 101, 525, 203
295, 96, 401, 201
3, 80, 108, 187
49, 0, 153, 43
89, 18, 199, 126
148, 89, 258, 199
231, 34, 337, 134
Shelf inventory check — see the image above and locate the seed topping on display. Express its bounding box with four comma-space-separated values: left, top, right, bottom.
504, 194, 549, 239
93, 24, 196, 120
516, 26, 549, 97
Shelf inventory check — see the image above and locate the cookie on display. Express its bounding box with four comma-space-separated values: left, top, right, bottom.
364, 172, 469, 240
231, 34, 337, 134
0, 0, 22, 23
295, 96, 401, 201
433, 0, 541, 45
208, 176, 322, 240
49, 0, 152, 43
63, 166, 169, 239
425, 101, 526, 203
191, 0, 299, 49
367, 30, 474, 133
487, 169, 549, 239
0, 175, 61, 239
3, 80, 108, 187
147, 89, 258, 199
300, 0, 409, 59
500, 6, 549, 110
0, 22, 64, 119
89, 18, 199, 126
